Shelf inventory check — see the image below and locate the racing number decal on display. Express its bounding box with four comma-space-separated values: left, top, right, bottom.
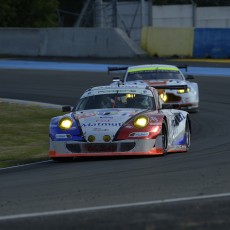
174, 112, 185, 126
172, 112, 185, 139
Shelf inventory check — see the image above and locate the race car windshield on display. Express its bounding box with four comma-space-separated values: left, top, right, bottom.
75, 93, 155, 111
126, 71, 184, 81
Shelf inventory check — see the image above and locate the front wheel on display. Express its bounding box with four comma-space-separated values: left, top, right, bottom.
184, 118, 191, 152
161, 121, 168, 155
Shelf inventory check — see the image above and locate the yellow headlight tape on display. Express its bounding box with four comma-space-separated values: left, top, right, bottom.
128, 67, 179, 73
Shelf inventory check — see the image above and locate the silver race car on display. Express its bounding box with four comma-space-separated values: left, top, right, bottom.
109, 64, 199, 113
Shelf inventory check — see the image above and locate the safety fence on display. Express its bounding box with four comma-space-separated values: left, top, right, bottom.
0, 27, 146, 58
141, 27, 230, 58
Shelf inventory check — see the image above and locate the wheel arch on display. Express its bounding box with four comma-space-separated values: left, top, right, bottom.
161, 116, 168, 154
162, 116, 169, 132
186, 114, 192, 134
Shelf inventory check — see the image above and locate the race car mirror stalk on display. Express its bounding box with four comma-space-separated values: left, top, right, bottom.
62, 106, 72, 112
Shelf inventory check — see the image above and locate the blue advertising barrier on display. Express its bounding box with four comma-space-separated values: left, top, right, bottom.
193, 28, 230, 58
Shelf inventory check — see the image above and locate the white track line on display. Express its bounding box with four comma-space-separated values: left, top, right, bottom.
0, 160, 52, 171
0, 98, 62, 109
0, 192, 230, 221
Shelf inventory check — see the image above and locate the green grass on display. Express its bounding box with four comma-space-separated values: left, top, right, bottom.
0, 102, 62, 168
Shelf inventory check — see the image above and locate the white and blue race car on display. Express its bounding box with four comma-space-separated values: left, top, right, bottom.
109, 64, 199, 113
49, 84, 191, 161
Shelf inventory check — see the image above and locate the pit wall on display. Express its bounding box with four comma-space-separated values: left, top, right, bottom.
141, 27, 230, 58
0, 27, 146, 58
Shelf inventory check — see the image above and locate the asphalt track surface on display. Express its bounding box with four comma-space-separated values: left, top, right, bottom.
0, 59, 230, 229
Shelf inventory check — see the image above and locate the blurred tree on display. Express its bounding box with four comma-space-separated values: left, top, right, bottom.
0, 0, 15, 27
1, 0, 229, 27
0, 0, 58, 27
57, 0, 84, 26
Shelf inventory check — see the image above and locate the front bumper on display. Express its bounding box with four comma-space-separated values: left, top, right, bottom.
49, 137, 164, 157
164, 91, 199, 111
170, 102, 199, 111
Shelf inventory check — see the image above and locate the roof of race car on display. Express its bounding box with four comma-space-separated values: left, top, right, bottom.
81, 85, 154, 98
127, 64, 180, 73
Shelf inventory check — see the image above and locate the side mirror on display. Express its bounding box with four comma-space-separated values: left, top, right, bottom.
62, 105, 72, 112
186, 75, 194, 80
162, 104, 173, 109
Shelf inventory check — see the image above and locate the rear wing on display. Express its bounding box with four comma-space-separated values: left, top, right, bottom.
108, 65, 188, 72
108, 64, 194, 80
177, 64, 195, 79
107, 66, 128, 74
177, 64, 188, 72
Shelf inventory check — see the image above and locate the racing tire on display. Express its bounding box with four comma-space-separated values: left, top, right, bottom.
184, 118, 191, 152
161, 121, 168, 155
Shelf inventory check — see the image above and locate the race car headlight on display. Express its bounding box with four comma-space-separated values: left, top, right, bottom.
133, 116, 149, 128
160, 93, 168, 102
58, 117, 73, 130
177, 87, 191, 94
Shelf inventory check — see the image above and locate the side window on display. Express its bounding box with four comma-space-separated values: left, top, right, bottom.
148, 97, 155, 110
126, 73, 133, 82
85, 96, 101, 109
76, 96, 98, 110
79, 98, 90, 110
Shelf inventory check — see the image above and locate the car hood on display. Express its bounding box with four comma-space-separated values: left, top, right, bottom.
73, 108, 144, 142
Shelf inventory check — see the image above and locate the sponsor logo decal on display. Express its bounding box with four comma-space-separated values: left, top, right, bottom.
125, 125, 134, 129
150, 116, 158, 122
129, 132, 149, 137
55, 134, 71, 139
75, 112, 96, 119
81, 122, 123, 127
96, 119, 111, 122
